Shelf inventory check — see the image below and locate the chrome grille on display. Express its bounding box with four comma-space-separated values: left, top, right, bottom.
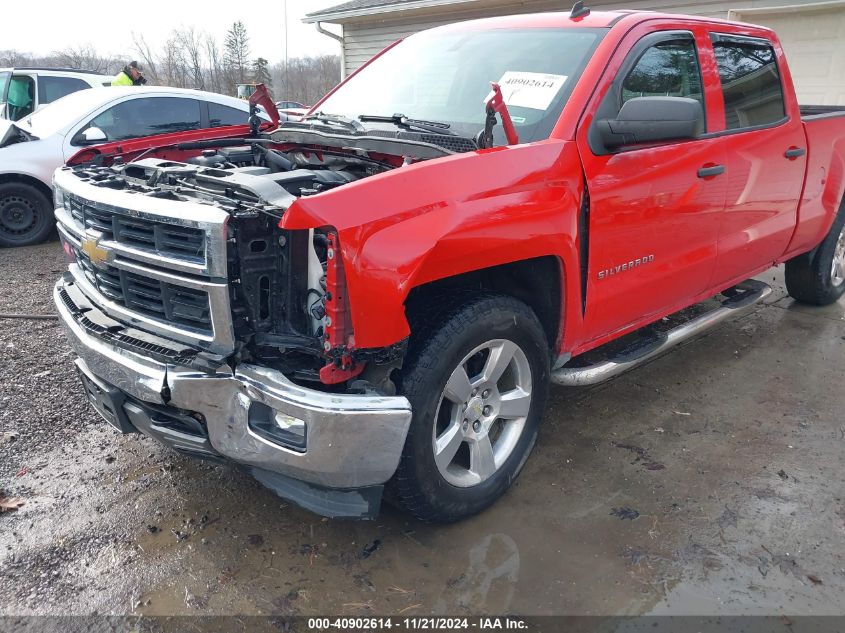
74, 245, 212, 332
55, 172, 233, 353
68, 196, 205, 262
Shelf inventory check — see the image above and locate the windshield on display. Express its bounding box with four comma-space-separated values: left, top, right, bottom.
317, 26, 606, 144
18, 88, 115, 138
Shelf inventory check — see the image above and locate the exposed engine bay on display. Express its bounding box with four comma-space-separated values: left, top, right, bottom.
68, 141, 402, 389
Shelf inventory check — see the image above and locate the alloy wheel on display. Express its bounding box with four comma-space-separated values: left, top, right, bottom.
831, 225, 845, 286
431, 339, 533, 487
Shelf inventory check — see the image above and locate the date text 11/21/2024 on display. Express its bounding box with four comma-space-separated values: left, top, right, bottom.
307, 617, 529, 630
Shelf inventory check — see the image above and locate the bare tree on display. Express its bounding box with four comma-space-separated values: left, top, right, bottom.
273, 55, 341, 105
0, 50, 34, 67
52, 45, 113, 73
204, 34, 223, 93
1, 25, 341, 104
131, 32, 160, 85
0, 47, 124, 75
160, 34, 189, 88
177, 27, 206, 91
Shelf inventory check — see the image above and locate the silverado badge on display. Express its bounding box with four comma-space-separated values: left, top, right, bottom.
597, 254, 655, 280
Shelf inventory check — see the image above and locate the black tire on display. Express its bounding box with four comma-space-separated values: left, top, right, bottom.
392, 293, 550, 523
785, 201, 845, 306
0, 182, 55, 248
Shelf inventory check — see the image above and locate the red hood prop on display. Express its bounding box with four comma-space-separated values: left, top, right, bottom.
249, 83, 280, 126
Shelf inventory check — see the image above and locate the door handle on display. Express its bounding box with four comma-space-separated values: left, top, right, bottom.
784, 147, 806, 159
697, 165, 725, 178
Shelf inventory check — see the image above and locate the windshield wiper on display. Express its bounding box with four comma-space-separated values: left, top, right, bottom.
301, 112, 365, 133
358, 113, 457, 136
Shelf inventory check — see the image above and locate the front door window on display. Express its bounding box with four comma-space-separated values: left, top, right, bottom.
7, 75, 35, 121
74, 97, 202, 144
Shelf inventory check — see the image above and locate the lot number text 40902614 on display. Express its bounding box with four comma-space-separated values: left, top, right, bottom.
307, 617, 529, 631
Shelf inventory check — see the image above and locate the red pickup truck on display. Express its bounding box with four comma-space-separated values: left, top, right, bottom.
53, 8, 845, 522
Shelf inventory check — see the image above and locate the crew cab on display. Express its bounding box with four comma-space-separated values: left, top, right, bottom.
52, 8, 845, 522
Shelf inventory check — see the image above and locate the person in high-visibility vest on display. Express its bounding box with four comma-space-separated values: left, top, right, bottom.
112, 61, 146, 86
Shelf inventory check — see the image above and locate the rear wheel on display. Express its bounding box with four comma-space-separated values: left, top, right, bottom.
0, 182, 54, 247
785, 204, 845, 306
393, 294, 550, 523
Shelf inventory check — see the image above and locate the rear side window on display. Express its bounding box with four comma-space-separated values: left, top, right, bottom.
712, 37, 785, 130
38, 76, 90, 104
208, 102, 245, 127
622, 40, 704, 107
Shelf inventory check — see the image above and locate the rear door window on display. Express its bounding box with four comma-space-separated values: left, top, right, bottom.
209, 102, 246, 127
711, 36, 786, 130
38, 76, 90, 105
78, 97, 202, 143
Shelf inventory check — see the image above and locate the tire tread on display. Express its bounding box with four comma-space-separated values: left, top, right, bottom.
785, 200, 845, 306
393, 291, 549, 523
0, 182, 54, 248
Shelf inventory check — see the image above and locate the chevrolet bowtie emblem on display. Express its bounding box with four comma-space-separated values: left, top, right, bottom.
80, 235, 113, 267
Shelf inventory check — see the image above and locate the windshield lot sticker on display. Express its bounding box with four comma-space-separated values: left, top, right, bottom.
491, 72, 568, 110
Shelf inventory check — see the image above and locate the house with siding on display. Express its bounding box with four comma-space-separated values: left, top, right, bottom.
304, 0, 845, 104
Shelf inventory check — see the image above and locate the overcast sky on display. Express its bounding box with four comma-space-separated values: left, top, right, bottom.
4, 0, 343, 63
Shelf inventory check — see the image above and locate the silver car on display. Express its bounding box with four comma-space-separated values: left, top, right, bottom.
0, 86, 256, 247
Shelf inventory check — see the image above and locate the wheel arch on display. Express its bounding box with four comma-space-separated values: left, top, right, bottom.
404, 256, 565, 359
0, 172, 54, 202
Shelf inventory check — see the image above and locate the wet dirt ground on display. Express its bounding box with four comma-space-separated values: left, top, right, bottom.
1, 241, 843, 617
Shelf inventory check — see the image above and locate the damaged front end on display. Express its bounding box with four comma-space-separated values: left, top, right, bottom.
0, 119, 35, 148
56, 274, 412, 518
57, 140, 409, 392
51, 135, 426, 518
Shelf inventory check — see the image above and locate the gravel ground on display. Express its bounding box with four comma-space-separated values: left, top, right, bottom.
0, 243, 90, 482
0, 242, 241, 613
1, 240, 844, 619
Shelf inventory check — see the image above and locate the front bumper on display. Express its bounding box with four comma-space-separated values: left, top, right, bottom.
54, 276, 413, 518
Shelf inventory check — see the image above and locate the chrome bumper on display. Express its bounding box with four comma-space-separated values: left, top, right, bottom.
54, 277, 413, 492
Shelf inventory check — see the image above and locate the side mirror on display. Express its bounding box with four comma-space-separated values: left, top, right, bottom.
77, 126, 108, 145
597, 97, 704, 149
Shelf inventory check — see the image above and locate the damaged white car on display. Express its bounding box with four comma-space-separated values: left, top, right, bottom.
0, 86, 259, 247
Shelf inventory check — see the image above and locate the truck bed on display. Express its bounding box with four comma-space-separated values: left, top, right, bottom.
800, 105, 845, 119
786, 105, 845, 258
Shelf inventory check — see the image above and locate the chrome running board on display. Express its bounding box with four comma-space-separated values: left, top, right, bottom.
551, 279, 772, 387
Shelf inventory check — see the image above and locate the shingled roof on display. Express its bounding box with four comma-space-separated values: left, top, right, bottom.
304, 0, 475, 22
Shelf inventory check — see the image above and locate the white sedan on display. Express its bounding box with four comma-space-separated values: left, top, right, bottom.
0, 86, 257, 247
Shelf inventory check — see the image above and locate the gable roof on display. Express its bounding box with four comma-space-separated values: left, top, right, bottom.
303, 0, 478, 23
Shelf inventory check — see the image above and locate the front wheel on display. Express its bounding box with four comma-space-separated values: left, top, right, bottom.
0, 182, 54, 247
785, 204, 845, 306
393, 294, 550, 523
